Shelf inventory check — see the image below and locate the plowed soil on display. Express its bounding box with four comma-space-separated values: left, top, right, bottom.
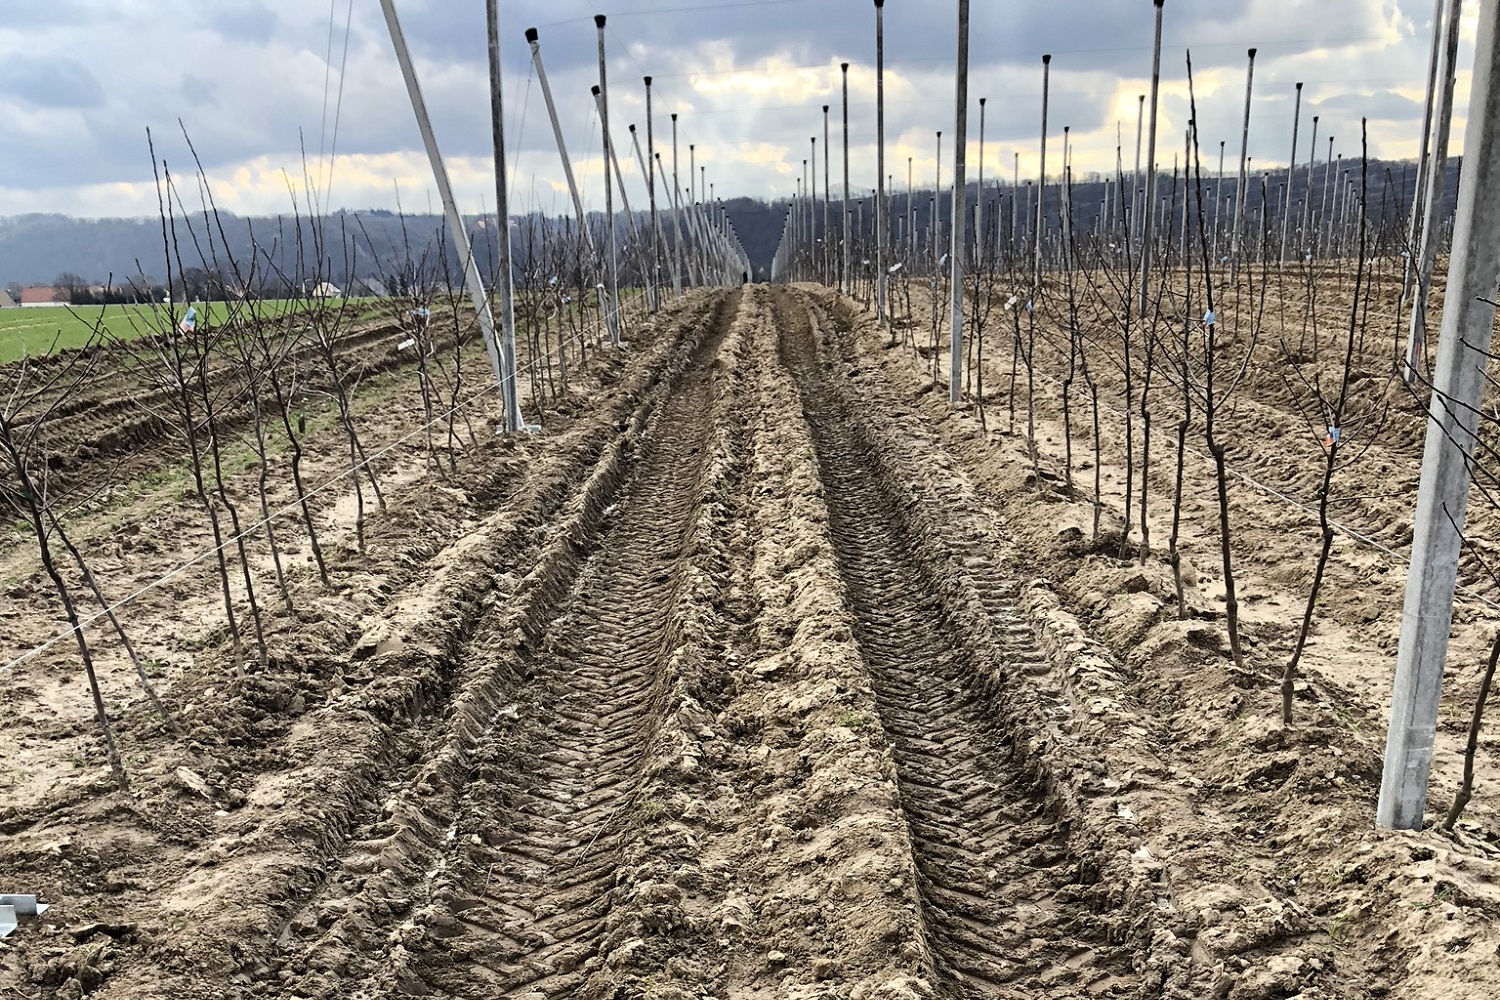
3, 283, 1499, 1000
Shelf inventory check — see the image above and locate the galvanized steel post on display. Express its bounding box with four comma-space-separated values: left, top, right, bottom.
595, 15, 621, 345
1380, 0, 1500, 830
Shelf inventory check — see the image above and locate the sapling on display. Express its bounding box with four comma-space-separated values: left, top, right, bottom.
537, 216, 572, 404
1149, 181, 1177, 553
1077, 305, 1105, 541
516, 215, 547, 413
1060, 225, 1084, 494
180, 299, 270, 666
1078, 217, 1138, 553
1446, 625, 1499, 832
1168, 174, 1196, 618
1119, 272, 1136, 558
260, 310, 333, 588
1187, 53, 1253, 670
134, 145, 244, 657
208, 249, 297, 613
971, 231, 1006, 431
410, 289, 441, 472
1136, 167, 1183, 564
1027, 289, 1044, 480
1, 357, 129, 790
1282, 124, 1377, 723
158, 175, 282, 646
308, 287, 376, 552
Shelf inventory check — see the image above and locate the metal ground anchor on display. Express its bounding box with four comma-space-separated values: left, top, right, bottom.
0, 894, 51, 937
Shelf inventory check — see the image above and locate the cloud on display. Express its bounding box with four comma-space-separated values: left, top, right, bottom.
179, 74, 219, 109
1313, 88, 1424, 121
0, 0, 94, 29
200, 1, 284, 48
0, 55, 106, 109
0, 0, 1474, 219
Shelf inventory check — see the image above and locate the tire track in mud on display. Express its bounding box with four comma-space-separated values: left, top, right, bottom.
774, 288, 1139, 998
14, 315, 416, 428
4, 316, 460, 512
805, 283, 1417, 999
406, 291, 742, 998
266, 291, 744, 999
44, 294, 730, 999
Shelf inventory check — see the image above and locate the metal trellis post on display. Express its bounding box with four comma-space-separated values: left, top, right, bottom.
378, 0, 506, 412
1379, 0, 1500, 831
950, 0, 970, 404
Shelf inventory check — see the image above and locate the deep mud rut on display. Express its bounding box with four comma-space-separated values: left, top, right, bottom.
262, 285, 1153, 999
826, 279, 1500, 998
0, 299, 652, 825
18, 281, 1496, 999
773, 291, 1139, 996
374, 292, 743, 998
3, 313, 439, 503
284, 284, 1153, 1000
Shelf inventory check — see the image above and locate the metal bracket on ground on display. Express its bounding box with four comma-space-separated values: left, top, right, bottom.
0, 894, 51, 937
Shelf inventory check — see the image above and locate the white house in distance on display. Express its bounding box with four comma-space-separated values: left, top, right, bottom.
310, 281, 343, 299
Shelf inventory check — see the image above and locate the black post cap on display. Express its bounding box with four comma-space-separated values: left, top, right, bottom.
525, 27, 539, 43
591, 85, 601, 95
595, 14, 607, 27
644, 75, 652, 86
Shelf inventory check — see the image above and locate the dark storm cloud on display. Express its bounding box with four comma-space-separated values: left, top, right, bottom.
4, 111, 150, 191
0, 55, 106, 109
371, 0, 1425, 194
563, 0, 1420, 152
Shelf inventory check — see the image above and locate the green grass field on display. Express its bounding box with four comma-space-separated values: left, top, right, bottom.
0, 299, 386, 364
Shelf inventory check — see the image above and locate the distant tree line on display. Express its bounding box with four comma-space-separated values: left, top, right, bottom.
0, 157, 1453, 290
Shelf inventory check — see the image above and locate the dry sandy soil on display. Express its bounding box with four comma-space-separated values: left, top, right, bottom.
2, 282, 1499, 999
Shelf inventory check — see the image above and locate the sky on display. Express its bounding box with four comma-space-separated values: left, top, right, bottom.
0, 0, 1480, 221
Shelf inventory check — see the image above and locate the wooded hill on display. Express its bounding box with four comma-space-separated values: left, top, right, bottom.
0, 157, 1453, 290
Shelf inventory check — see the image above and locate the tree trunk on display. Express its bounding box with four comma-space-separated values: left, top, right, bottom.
1445, 630, 1500, 831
